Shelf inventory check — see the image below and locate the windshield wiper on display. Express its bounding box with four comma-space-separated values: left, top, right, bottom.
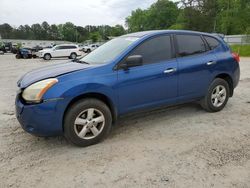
73, 59, 89, 64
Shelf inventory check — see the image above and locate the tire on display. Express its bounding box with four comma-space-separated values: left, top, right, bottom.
43, 53, 51, 60
201, 78, 230, 112
64, 98, 112, 147
23, 54, 28, 59
87, 49, 91, 53
70, 53, 77, 59
15, 54, 20, 59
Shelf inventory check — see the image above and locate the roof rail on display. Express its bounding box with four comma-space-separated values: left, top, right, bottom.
211, 33, 225, 39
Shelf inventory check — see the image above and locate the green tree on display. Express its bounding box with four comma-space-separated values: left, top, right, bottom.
59, 22, 77, 42
90, 32, 101, 42
0, 23, 13, 38
111, 25, 126, 36
126, 8, 148, 32
126, 0, 179, 32
31, 24, 43, 39
147, 0, 179, 30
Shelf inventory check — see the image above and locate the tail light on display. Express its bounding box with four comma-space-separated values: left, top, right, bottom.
232, 52, 240, 63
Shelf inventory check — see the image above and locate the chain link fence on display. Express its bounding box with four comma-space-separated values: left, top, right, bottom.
224, 35, 250, 45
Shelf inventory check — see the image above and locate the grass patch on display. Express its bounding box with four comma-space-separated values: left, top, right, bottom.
230, 45, 250, 57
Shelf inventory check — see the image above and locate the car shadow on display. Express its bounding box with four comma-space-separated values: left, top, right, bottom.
108, 102, 204, 139
23, 102, 204, 149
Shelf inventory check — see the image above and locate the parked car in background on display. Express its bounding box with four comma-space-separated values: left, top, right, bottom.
43, 45, 53, 49
0, 42, 12, 53
15, 48, 33, 59
32, 45, 43, 52
82, 44, 99, 53
11, 44, 18, 54
3, 42, 12, 53
15, 30, 240, 147
36, 44, 81, 60
0, 42, 5, 54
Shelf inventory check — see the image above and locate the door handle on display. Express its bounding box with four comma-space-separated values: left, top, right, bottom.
206, 61, 216, 66
164, 68, 177, 74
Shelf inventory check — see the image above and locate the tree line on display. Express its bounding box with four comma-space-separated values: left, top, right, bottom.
0, 0, 250, 43
0, 22, 126, 42
126, 0, 250, 35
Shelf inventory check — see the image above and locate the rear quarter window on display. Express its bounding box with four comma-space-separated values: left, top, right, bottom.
204, 36, 220, 50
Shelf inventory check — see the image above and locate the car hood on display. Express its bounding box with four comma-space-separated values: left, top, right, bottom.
17, 62, 93, 88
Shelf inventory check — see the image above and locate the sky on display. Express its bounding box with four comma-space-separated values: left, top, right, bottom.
0, 0, 161, 27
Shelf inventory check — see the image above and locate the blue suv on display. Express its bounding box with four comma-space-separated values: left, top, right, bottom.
15, 30, 240, 146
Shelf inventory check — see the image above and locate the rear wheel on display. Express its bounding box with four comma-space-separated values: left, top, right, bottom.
70, 53, 77, 59
201, 78, 229, 112
64, 99, 112, 147
87, 49, 91, 53
43, 53, 51, 60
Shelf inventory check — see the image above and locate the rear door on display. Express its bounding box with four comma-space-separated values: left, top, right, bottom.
117, 35, 178, 114
66, 45, 77, 56
62, 46, 73, 57
53, 46, 65, 57
175, 34, 217, 100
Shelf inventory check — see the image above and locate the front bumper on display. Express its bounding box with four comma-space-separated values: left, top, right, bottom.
35, 52, 43, 58
15, 95, 65, 137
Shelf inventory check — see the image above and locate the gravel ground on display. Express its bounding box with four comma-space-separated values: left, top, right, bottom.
0, 54, 250, 188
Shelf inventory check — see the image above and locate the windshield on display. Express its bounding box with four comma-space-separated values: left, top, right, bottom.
80, 37, 139, 64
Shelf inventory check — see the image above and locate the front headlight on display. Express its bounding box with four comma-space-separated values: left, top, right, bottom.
22, 78, 58, 103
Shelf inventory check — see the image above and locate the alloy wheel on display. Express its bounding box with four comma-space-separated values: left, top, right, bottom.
74, 108, 105, 140
211, 85, 227, 107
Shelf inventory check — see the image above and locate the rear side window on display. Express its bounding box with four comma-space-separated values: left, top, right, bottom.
204, 36, 220, 50
176, 35, 206, 57
130, 35, 172, 65
64, 46, 77, 49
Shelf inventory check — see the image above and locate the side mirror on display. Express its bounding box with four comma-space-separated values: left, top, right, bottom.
120, 55, 143, 70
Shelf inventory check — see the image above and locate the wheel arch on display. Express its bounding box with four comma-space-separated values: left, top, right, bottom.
63, 92, 118, 127
214, 73, 234, 97
44, 53, 52, 58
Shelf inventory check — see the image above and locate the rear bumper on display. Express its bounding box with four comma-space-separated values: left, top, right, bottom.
234, 65, 240, 88
15, 95, 65, 137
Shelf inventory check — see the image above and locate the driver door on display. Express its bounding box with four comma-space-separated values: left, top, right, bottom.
116, 35, 178, 114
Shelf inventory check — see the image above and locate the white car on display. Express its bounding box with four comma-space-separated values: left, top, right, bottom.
37, 44, 82, 60
82, 44, 99, 53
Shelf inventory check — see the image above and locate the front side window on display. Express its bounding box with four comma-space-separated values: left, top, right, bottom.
54, 46, 62, 50
176, 35, 206, 57
130, 35, 172, 65
204, 36, 220, 50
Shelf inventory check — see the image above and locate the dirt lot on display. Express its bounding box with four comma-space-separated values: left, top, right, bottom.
0, 54, 250, 188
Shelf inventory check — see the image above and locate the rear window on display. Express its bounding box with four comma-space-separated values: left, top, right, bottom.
176, 35, 206, 57
204, 36, 220, 50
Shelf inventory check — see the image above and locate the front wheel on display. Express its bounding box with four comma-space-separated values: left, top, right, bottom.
201, 78, 230, 112
64, 99, 112, 147
43, 53, 51, 60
